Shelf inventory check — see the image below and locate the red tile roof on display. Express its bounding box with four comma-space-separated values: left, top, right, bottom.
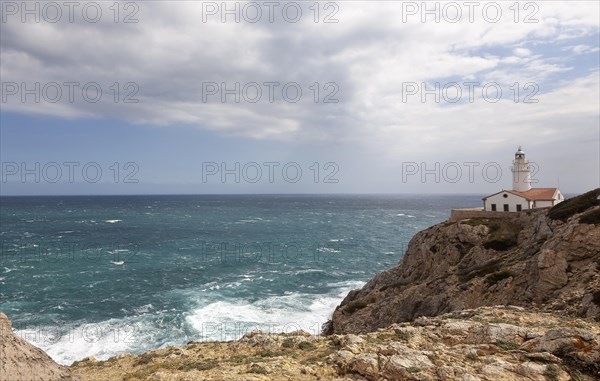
505, 188, 559, 201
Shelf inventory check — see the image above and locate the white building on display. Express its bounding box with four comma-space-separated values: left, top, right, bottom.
482, 147, 564, 212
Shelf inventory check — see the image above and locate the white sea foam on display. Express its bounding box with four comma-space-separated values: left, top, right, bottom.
317, 247, 341, 253
133, 304, 154, 314
15, 312, 188, 366
104, 220, 122, 224
14, 282, 366, 366
187, 281, 365, 341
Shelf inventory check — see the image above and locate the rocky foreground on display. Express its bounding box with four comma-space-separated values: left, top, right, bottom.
66, 306, 599, 380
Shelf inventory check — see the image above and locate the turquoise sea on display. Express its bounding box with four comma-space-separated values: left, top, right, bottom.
0, 194, 481, 364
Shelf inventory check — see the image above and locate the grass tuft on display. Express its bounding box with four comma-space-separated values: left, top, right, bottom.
495, 340, 519, 351
298, 341, 316, 351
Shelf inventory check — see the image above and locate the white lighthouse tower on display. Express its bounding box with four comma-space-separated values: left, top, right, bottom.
477, 146, 564, 215
511, 146, 531, 192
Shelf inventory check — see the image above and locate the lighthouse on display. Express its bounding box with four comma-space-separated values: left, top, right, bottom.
511, 146, 531, 192
451, 146, 565, 219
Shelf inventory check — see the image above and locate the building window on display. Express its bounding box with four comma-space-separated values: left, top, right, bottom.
503, 204, 509, 211
516, 204, 522, 211
503, 194, 508, 198
491, 204, 496, 211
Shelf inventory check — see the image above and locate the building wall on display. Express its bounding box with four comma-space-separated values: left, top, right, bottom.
534, 200, 555, 208
555, 190, 564, 203
483, 192, 530, 212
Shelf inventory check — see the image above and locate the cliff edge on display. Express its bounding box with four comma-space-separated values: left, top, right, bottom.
330, 189, 600, 335
0, 312, 79, 381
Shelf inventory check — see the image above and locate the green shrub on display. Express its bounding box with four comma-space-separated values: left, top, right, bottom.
496, 340, 519, 351
282, 338, 295, 348
134, 352, 157, 366
298, 341, 316, 351
571, 370, 585, 381
483, 237, 518, 251
248, 364, 268, 374
465, 218, 520, 251
544, 364, 559, 381
548, 188, 600, 221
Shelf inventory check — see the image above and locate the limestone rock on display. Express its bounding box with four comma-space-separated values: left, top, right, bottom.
0, 312, 79, 381
68, 306, 600, 381
331, 198, 600, 334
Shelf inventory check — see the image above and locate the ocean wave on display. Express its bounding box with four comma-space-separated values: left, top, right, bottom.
13, 281, 361, 366
316, 247, 341, 253
14, 314, 185, 366
187, 282, 365, 341
104, 220, 122, 224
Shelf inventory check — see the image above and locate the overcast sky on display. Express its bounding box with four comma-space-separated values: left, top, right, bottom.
1, 1, 598, 195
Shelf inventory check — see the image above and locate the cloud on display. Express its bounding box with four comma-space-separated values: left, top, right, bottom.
1, 0, 598, 147
566, 44, 600, 54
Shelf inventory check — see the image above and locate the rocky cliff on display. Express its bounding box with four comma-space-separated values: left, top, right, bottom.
0, 312, 78, 381
330, 189, 600, 335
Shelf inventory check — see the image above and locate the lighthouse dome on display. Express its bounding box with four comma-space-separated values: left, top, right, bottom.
515, 146, 525, 159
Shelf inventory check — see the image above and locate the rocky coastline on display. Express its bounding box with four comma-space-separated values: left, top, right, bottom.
1, 189, 598, 381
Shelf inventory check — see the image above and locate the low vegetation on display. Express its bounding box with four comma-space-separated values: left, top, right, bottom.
298, 341, 316, 351
248, 364, 268, 374
548, 188, 600, 221
544, 364, 559, 381
463, 218, 520, 251
579, 208, 600, 225
495, 340, 519, 351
